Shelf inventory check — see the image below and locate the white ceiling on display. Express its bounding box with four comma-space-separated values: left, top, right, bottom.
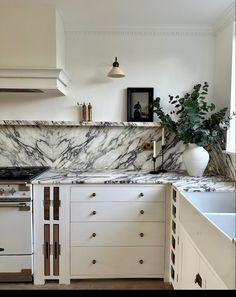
1, 0, 234, 29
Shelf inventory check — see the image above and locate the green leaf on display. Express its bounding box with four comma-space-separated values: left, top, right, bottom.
152, 82, 232, 146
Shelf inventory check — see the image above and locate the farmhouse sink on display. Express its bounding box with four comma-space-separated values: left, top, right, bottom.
179, 191, 236, 289
204, 213, 236, 240
181, 192, 235, 213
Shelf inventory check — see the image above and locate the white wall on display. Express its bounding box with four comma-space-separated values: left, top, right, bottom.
0, 30, 214, 121
214, 22, 234, 112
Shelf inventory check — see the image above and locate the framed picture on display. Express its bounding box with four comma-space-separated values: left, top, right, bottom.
127, 87, 154, 122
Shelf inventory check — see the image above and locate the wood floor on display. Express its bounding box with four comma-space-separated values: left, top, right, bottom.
0, 279, 172, 290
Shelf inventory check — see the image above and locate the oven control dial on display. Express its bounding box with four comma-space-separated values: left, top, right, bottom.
9, 188, 16, 195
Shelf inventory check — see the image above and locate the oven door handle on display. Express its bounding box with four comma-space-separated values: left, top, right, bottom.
0, 203, 30, 211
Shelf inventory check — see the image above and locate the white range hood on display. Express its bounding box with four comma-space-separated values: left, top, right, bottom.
0, 4, 69, 95
0, 68, 69, 95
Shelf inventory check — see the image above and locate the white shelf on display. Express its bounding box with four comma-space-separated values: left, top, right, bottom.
0, 120, 161, 127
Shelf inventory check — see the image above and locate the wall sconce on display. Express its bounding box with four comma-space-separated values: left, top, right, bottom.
107, 57, 125, 78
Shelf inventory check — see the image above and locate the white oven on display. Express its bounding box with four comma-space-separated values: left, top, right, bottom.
0, 167, 49, 282
0, 186, 33, 282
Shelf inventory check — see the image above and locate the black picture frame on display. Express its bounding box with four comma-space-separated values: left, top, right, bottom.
127, 87, 154, 122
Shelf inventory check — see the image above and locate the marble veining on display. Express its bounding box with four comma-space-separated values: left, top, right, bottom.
0, 120, 161, 127
207, 144, 235, 180
32, 168, 235, 192
0, 125, 184, 171
0, 123, 234, 179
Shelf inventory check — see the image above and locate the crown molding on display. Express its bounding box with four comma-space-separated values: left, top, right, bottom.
65, 24, 213, 36
214, 2, 235, 34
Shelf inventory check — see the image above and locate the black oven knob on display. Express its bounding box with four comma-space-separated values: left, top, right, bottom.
9, 188, 16, 195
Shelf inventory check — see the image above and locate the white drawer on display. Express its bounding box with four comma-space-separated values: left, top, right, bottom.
71, 202, 165, 222
71, 247, 165, 277
71, 185, 165, 202
71, 222, 165, 246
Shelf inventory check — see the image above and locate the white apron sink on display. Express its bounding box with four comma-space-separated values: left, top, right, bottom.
179, 191, 236, 289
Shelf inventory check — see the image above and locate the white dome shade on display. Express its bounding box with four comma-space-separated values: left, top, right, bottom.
107, 57, 125, 78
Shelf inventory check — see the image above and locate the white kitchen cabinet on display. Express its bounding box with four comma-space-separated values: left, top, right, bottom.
33, 185, 70, 285
170, 187, 228, 290
178, 224, 227, 290
34, 184, 166, 284
178, 225, 202, 289
70, 185, 166, 279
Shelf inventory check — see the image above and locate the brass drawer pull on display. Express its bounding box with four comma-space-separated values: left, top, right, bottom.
92, 259, 96, 264
140, 210, 144, 214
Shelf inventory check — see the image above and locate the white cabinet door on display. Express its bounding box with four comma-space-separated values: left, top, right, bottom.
179, 225, 227, 290
0, 203, 32, 254
199, 257, 227, 289
179, 227, 202, 290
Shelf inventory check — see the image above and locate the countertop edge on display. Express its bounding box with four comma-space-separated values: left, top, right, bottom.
0, 120, 161, 128
31, 170, 235, 192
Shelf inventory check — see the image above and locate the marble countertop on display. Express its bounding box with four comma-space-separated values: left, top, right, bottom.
0, 120, 161, 127
32, 169, 235, 192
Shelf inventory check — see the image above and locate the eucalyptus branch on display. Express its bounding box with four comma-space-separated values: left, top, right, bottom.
153, 82, 233, 147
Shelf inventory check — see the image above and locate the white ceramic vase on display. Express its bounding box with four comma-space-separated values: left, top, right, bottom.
182, 143, 209, 177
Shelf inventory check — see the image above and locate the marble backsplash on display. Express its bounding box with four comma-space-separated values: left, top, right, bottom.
207, 144, 235, 180
0, 122, 235, 179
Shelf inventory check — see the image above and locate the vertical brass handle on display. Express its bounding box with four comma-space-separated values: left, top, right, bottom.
139, 259, 144, 264
92, 210, 96, 215
140, 210, 144, 214
139, 232, 144, 237
92, 259, 96, 264
92, 233, 96, 237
